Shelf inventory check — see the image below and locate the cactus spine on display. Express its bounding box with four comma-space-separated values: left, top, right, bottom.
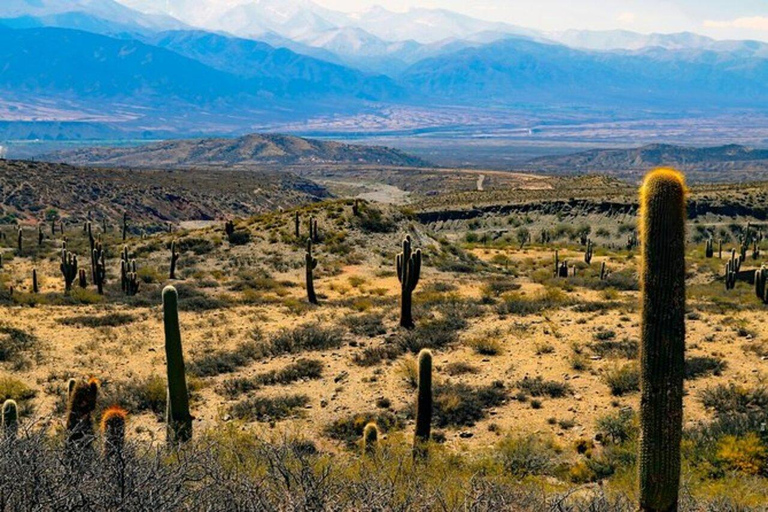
65, 378, 99, 450
101, 406, 127, 459
170, 240, 180, 280
413, 349, 432, 458
305, 239, 318, 305
638, 169, 685, 512
163, 286, 192, 447
362, 421, 379, 456
396, 235, 421, 329
2, 399, 18, 440
60, 248, 78, 291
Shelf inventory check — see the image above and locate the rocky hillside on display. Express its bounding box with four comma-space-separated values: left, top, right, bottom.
0, 159, 329, 226
50, 133, 432, 169
524, 144, 768, 182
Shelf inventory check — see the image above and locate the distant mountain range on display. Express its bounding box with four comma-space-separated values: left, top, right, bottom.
50, 133, 432, 168
1, 0, 768, 142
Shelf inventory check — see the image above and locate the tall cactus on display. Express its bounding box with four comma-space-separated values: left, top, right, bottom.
32, 268, 38, 293
17, 227, 22, 254
584, 239, 593, 264
305, 239, 318, 305
60, 248, 78, 291
65, 378, 99, 450
2, 399, 18, 440
413, 349, 432, 458
170, 241, 180, 280
94, 245, 106, 295
294, 212, 300, 238
163, 286, 192, 447
101, 406, 127, 459
638, 169, 685, 512
122, 212, 128, 241
397, 235, 421, 329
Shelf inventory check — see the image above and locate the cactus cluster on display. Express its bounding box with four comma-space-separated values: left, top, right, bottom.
396, 235, 421, 329
120, 246, 140, 296
60, 246, 78, 291
305, 239, 318, 305
638, 169, 686, 512
65, 378, 100, 450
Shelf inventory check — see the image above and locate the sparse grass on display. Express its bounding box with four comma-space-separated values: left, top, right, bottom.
427, 381, 508, 428
589, 337, 638, 359
188, 339, 267, 377
219, 359, 324, 399
497, 434, 561, 476
516, 376, 572, 398
57, 313, 137, 328
0, 325, 39, 369
269, 323, 345, 356
323, 411, 402, 448
342, 313, 386, 337
229, 394, 310, 422
685, 356, 727, 379
466, 330, 503, 355
603, 364, 640, 396
444, 361, 480, 376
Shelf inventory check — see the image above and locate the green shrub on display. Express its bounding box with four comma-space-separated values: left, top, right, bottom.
324, 411, 402, 448
603, 364, 640, 396
57, 313, 137, 328
497, 434, 560, 476
516, 376, 571, 398
685, 356, 727, 380
229, 394, 309, 422
342, 313, 386, 337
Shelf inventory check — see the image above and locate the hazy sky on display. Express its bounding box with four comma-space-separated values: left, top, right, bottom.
314, 0, 768, 40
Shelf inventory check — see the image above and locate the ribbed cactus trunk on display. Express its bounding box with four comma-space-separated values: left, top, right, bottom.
397, 236, 421, 329
638, 169, 686, 512
413, 349, 432, 459
163, 286, 192, 447
305, 239, 318, 305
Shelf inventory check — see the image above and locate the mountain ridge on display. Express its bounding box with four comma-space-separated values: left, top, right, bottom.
47, 133, 433, 168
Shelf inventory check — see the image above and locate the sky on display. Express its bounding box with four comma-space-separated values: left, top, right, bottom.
311, 0, 768, 40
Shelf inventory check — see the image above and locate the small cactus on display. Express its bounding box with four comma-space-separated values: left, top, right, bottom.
38, 224, 44, 246
122, 212, 128, 241
17, 227, 22, 253
294, 212, 300, 238
78, 268, 88, 288
32, 268, 38, 293
397, 235, 421, 329
305, 239, 318, 305
101, 406, 127, 459
170, 241, 180, 280
94, 245, 106, 294
65, 378, 99, 450
413, 349, 432, 458
362, 421, 379, 456
163, 286, 192, 447
705, 238, 713, 258
638, 169, 685, 512
225, 220, 235, 241
2, 399, 18, 440
584, 240, 593, 265
600, 261, 607, 281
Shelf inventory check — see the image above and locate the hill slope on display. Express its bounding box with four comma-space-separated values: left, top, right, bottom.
0, 159, 330, 224
51, 133, 433, 168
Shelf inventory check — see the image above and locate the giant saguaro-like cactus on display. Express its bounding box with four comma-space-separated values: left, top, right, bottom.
163, 286, 192, 447
638, 169, 686, 512
413, 349, 432, 459
396, 235, 421, 329
60, 248, 78, 291
305, 239, 318, 305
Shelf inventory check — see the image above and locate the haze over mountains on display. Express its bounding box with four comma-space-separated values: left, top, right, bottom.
1, 0, 767, 145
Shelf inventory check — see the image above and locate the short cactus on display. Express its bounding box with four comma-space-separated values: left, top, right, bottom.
38, 224, 44, 246
163, 286, 192, 447
32, 268, 38, 293
17, 227, 22, 253
78, 268, 88, 288
638, 169, 686, 512
2, 399, 18, 440
65, 378, 99, 450
94, 245, 106, 294
362, 421, 379, 456
294, 212, 300, 238
225, 220, 235, 241
413, 349, 432, 458
305, 239, 318, 305
584, 240, 593, 264
101, 405, 127, 459
170, 241, 180, 280
122, 212, 128, 241
705, 238, 713, 258
397, 235, 421, 329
